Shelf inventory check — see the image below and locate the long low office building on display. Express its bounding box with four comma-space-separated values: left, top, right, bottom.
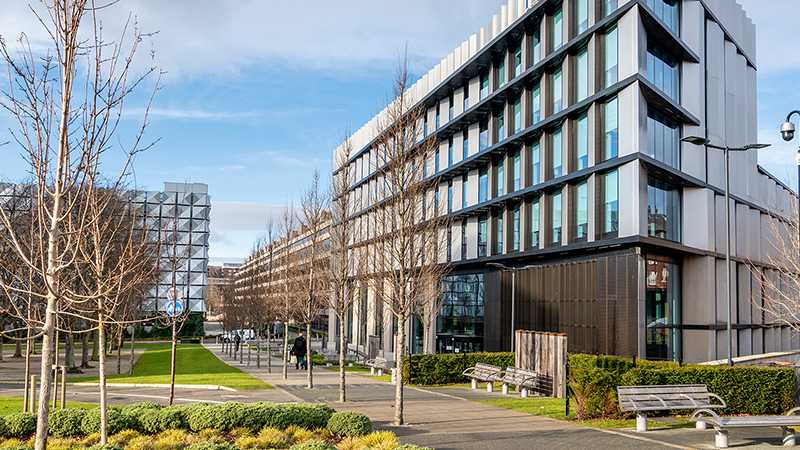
330, 0, 796, 363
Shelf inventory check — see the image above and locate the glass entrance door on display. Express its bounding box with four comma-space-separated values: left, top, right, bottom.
645, 257, 681, 361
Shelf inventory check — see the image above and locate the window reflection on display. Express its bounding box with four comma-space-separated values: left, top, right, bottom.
437, 274, 485, 354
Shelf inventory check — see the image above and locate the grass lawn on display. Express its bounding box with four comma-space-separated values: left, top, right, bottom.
0, 396, 95, 416
73, 343, 270, 390
479, 396, 693, 430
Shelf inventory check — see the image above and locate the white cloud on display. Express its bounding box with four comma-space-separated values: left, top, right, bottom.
738, 0, 798, 74
209, 201, 289, 259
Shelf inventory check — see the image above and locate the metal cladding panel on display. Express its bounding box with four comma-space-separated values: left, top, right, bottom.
484, 249, 640, 356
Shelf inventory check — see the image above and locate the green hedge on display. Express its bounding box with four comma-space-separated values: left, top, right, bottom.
48, 408, 87, 437
326, 412, 372, 437
2, 413, 36, 439
621, 366, 796, 415
402, 352, 514, 385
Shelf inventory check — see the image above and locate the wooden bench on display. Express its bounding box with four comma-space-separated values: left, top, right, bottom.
691, 408, 800, 448
500, 367, 541, 397
462, 363, 503, 392
365, 357, 389, 376
617, 384, 726, 432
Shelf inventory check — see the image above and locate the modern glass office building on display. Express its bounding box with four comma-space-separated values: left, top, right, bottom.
331, 0, 796, 363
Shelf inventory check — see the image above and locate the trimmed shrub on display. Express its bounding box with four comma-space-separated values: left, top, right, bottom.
326, 412, 371, 437
256, 427, 291, 448
119, 402, 163, 431
269, 404, 335, 430
569, 368, 620, 419
288, 441, 335, 450
0, 441, 32, 450
185, 442, 238, 450
3, 413, 36, 439
109, 429, 142, 447
80, 408, 127, 435
620, 365, 796, 415
402, 352, 514, 385
0, 415, 7, 438
48, 408, 87, 437
356, 431, 399, 449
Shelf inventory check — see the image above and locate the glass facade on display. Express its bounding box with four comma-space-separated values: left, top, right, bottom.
532, 29, 542, 64
551, 190, 562, 245
498, 112, 506, 141
435, 148, 440, 173
576, 114, 589, 170
463, 130, 470, 160
645, 258, 681, 360
646, 46, 680, 101
448, 138, 454, 167
574, 182, 588, 240
513, 151, 521, 191
553, 8, 564, 50
480, 74, 489, 100
604, 27, 618, 88
447, 181, 454, 213
514, 44, 523, 78
531, 142, 541, 185
513, 98, 523, 134
531, 83, 542, 123
480, 121, 489, 150
643, 0, 679, 34
576, 0, 589, 33
478, 215, 488, 256
531, 199, 540, 248
604, 0, 618, 17
647, 178, 681, 242
437, 274, 485, 353
553, 70, 563, 114
462, 174, 469, 208
512, 206, 521, 252
479, 167, 489, 202
604, 98, 618, 160
496, 214, 504, 254
551, 130, 563, 178
496, 159, 505, 196
647, 111, 680, 168
576, 49, 588, 102
461, 221, 468, 260
602, 170, 619, 237
498, 59, 506, 87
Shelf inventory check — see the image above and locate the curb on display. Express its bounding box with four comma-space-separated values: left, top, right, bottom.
71, 382, 237, 392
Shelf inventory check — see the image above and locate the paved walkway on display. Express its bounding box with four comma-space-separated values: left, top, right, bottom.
205, 343, 797, 450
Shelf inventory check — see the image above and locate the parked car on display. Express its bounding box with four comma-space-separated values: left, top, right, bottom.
222, 329, 256, 343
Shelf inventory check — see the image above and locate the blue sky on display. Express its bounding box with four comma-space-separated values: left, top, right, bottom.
0, 0, 798, 263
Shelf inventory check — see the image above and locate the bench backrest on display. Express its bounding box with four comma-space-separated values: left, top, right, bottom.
471, 363, 502, 378
502, 367, 539, 386
617, 384, 712, 412
373, 357, 387, 366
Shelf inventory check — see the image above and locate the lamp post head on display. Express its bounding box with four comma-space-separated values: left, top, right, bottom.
782, 121, 796, 142
743, 143, 771, 150
681, 136, 711, 146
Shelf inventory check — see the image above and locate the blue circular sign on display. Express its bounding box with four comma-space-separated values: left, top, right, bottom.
165, 300, 184, 317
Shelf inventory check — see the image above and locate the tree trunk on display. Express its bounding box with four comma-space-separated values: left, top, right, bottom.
23, 325, 31, 413
81, 330, 91, 369
64, 333, 76, 371
97, 313, 108, 444
306, 323, 313, 389
129, 326, 135, 375
282, 322, 289, 380
117, 328, 123, 375
338, 316, 346, 402
169, 320, 177, 405
394, 315, 407, 426
91, 329, 99, 362
33, 296, 57, 450
266, 325, 272, 374
13, 329, 22, 358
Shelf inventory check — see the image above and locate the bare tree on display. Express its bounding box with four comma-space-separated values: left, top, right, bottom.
297, 171, 329, 389
0, 2, 159, 447
747, 211, 800, 331
364, 57, 450, 425
277, 205, 299, 380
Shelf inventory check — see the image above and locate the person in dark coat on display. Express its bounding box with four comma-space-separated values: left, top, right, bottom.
233, 331, 241, 355
291, 333, 307, 370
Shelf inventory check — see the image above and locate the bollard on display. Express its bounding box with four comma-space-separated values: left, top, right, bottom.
636, 414, 647, 433
60, 367, 66, 409
51, 366, 58, 409
470, 379, 477, 390
29, 375, 37, 413
486, 382, 494, 393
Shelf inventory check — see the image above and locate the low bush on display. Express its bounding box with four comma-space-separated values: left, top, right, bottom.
356, 431, 399, 449
185, 442, 238, 450
257, 427, 291, 448
569, 368, 619, 419
326, 412, 371, 437
48, 409, 87, 437
80, 408, 128, 436
2, 413, 36, 439
119, 402, 162, 432
183, 402, 334, 433
402, 352, 514, 385
621, 365, 796, 415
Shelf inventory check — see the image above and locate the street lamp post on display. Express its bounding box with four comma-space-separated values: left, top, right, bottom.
780, 111, 800, 245
681, 136, 770, 366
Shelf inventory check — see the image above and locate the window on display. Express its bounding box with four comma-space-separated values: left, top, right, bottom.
496, 159, 505, 196
436, 106, 441, 129
551, 129, 563, 178
647, 178, 681, 242
461, 221, 468, 260
447, 180, 454, 213
574, 182, 588, 241
435, 188, 440, 215
435, 148, 440, 173
576, 114, 589, 170
604, 98, 618, 160
552, 8, 563, 50
532, 29, 542, 64
604, 0, 619, 17
553, 70, 563, 114
498, 59, 506, 87
479, 121, 489, 151
513, 98, 523, 134
479, 168, 489, 202
531, 142, 541, 185
644, 0, 679, 34
464, 86, 470, 111
478, 215, 488, 257
448, 138, 454, 167
513, 151, 522, 191
514, 44, 523, 78
462, 175, 469, 208
463, 130, 470, 160
480, 73, 490, 100
531, 199, 540, 248
449, 95, 454, 121
647, 111, 680, 168
424, 116, 429, 137
551, 190, 562, 245
576, 0, 589, 33
604, 27, 618, 88
601, 170, 619, 237
447, 225, 452, 262
531, 83, 542, 123
438, 274, 485, 353
423, 159, 428, 179
576, 49, 588, 101
645, 257, 681, 360
496, 214, 504, 254
646, 46, 680, 101
512, 206, 521, 252
497, 111, 505, 141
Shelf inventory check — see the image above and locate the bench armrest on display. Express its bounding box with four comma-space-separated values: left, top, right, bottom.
786, 407, 800, 416
462, 367, 477, 377
708, 393, 727, 409
690, 408, 722, 427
